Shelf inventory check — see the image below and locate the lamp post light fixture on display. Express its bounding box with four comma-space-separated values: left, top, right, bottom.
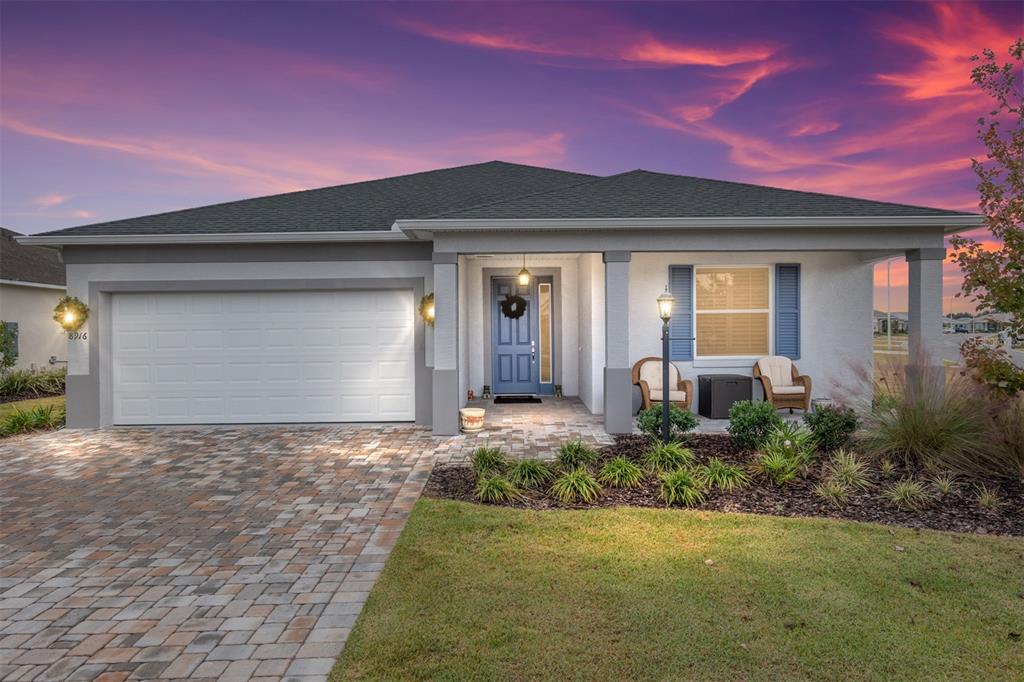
656, 287, 675, 443
517, 254, 531, 287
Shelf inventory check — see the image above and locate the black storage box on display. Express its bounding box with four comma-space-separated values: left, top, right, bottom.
697, 374, 753, 419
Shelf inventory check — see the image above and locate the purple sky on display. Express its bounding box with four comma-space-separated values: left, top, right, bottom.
1, 1, 1020, 311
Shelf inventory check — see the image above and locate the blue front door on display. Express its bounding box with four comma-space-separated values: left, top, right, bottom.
492, 277, 538, 395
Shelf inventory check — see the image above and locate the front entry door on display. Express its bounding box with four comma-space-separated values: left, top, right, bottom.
492, 277, 539, 395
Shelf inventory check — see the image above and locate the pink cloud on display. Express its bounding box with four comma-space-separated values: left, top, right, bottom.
675, 59, 796, 122
30, 193, 68, 208
788, 120, 840, 137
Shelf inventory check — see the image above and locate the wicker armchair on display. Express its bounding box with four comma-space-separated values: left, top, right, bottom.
632, 357, 693, 412
753, 356, 812, 412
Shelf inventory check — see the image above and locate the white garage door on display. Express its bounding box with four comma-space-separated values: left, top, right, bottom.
111, 290, 415, 425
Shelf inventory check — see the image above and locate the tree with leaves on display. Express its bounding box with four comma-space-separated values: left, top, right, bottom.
950, 39, 1023, 339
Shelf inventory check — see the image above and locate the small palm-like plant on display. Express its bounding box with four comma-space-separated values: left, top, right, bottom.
930, 472, 957, 497
0, 404, 65, 437
549, 467, 602, 504
883, 478, 933, 511
643, 442, 695, 473
824, 449, 872, 491
508, 458, 552, 489
658, 468, 706, 507
695, 457, 750, 492
814, 479, 850, 507
976, 484, 1003, 510
763, 422, 817, 466
471, 447, 508, 475
754, 450, 801, 485
598, 456, 645, 489
475, 475, 523, 503
556, 438, 599, 469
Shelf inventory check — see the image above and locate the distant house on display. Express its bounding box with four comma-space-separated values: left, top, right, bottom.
969, 312, 1013, 333
0, 228, 67, 370
873, 310, 908, 334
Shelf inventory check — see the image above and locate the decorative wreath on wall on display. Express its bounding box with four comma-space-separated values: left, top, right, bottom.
53, 296, 90, 332
419, 293, 435, 327
500, 294, 528, 320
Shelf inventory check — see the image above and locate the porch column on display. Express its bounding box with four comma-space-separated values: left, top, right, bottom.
906, 247, 945, 368
604, 251, 632, 434
432, 251, 459, 435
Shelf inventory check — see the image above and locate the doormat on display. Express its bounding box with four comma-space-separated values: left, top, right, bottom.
494, 396, 543, 404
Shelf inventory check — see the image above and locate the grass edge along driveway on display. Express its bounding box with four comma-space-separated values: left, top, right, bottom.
333, 499, 1023, 681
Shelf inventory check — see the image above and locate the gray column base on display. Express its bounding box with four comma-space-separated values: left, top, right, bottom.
432, 369, 459, 436
604, 367, 633, 434
65, 374, 101, 429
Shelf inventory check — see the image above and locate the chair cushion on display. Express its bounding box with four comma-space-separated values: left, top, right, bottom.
757, 356, 794, 387
652, 390, 688, 403
639, 360, 679, 392
773, 385, 806, 395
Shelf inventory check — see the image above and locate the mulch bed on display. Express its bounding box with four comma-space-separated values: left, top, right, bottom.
425, 434, 1024, 537
0, 390, 63, 405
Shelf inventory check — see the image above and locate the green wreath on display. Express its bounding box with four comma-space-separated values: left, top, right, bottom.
500, 294, 528, 319
419, 293, 436, 327
53, 296, 90, 332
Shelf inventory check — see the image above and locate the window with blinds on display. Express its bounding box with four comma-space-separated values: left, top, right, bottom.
695, 266, 770, 357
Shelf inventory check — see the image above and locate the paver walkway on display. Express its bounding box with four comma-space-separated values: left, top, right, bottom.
0, 398, 605, 681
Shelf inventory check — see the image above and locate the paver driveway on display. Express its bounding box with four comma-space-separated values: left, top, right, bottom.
0, 425, 440, 681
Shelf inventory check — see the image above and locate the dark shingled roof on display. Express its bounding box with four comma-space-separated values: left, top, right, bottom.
430, 170, 973, 220
36, 162, 972, 239
42, 162, 596, 237
1, 228, 66, 286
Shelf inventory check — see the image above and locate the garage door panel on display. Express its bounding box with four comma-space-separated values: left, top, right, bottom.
112, 290, 415, 425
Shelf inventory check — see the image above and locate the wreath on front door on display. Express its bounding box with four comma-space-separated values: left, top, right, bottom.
500, 294, 528, 319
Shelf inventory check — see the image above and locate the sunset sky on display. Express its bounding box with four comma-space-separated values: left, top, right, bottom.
1, 1, 1020, 312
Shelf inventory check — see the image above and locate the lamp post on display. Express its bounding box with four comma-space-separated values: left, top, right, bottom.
656, 287, 675, 443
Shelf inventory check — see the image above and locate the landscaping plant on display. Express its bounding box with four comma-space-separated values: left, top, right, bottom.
598, 456, 645, 489
556, 438, 599, 469
0, 322, 16, 372
0, 367, 67, 400
471, 447, 508, 475
658, 468, 706, 507
754, 449, 801, 485
636, 404, 698, 441
803, 404, 859, 451
823, 450, 872, 491
930, 473, 957, 497
0, 404, 65, 437
814, 479, 850, 507
727, 400, 784, 449
508, 458, 552, 489
694, 457, 750, 492
642, 441, 695, 473
549, 467, 602, 504
474, 475, 523, 504
975, 484, 1003, 510
762, 422, 817, 467
882, 479, 934, 511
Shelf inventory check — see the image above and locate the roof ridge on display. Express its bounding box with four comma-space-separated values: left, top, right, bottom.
630, 169, 975, 215
421, 170, 628, 220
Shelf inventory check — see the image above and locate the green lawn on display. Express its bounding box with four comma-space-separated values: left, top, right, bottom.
0, 394, 64, 418
333, 499, 1023, 681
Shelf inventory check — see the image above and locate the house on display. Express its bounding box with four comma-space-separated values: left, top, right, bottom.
969, 312, 1013, 333
873, 310, 908, 334
0, 228, 68, 370
17, 161, 982, 434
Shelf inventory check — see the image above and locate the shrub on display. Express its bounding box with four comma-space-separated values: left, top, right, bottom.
762, 422, 817, 467
694, 457, 750, 492
882, 479, 933, 511
929, 472, 957, 496
862, 368, 989, 469
754, 450, 801, 485
804, 405, 860, 451
598, 456, 645, 489
0, 322, 16, 371
471, 447, 508, 475
976, 484, 1003, 510
814, 479, 850, 507
549, 467, 602, 504
727, 401, 784, 449
475, 475, 523, 503
0, 404, 65, 437
636, 404, 698, 441
658, 468, 706, 507
556, 438, 599, 469
508, 459, 552, 489
643, 442, 695, 473
961, 337, 1024, 396
823, 450, 872, 491
981, 396, 1024, 481
0, 367, 67, 399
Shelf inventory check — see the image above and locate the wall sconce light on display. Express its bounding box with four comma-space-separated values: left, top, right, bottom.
53, 296, 90, 332
419, 293, 435, 326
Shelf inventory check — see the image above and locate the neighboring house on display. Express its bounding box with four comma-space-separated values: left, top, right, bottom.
18, 161, 982, 434
969, 312, 1013, 333
1, 228, 67, 370
873, 310, 908, 334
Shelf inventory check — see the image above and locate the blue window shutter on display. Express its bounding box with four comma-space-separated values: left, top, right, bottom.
668, 265, 693, 361
775, 264, 800, 359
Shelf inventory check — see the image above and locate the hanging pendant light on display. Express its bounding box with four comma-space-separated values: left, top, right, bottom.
517, 254, 531, 286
